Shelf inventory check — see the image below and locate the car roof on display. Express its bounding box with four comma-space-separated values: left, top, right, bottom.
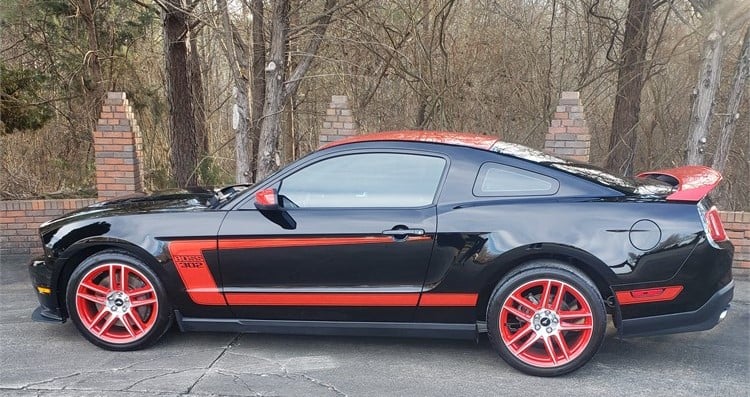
319, 130, 501, 151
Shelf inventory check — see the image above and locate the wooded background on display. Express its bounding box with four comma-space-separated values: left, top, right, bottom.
1, 0, 748, 210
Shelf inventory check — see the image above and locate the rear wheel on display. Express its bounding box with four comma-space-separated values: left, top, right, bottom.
66, 250, 172, 350
487, 262, 606, 376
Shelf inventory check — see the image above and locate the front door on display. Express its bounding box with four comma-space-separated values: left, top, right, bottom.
218, 151, 448, 322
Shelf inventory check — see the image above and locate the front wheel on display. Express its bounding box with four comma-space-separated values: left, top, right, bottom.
487, 263, 606, 376
66, 250, 172, 350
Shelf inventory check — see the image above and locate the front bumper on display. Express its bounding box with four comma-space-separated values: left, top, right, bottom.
28, 256, 65, 323
620, 280, 734, 337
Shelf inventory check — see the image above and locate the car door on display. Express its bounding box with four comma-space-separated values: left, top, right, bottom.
218, 150, 448, 322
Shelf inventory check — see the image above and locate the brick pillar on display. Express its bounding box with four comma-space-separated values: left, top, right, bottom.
544, 91, 591, 162
93, 92, 144, 201
319, 95, 358, 146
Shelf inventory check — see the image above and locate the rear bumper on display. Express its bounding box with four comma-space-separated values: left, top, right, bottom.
620, 280, 733, 337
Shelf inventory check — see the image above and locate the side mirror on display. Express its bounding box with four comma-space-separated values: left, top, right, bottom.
254, 188, 280, 211
254, 187, 297, 230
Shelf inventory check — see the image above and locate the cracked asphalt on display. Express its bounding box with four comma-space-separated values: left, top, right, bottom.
1, 255, 748, 397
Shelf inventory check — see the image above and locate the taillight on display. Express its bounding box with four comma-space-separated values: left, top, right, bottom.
705, 206, 728, 242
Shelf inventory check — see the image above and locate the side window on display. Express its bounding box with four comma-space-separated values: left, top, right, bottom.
278, 153, 446, 208
473, 162, 559, 196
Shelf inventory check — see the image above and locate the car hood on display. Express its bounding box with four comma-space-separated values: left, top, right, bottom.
40, 188, 216, 230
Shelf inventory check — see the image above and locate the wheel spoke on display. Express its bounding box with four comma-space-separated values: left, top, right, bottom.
551, 283, 565, 311
542, 336, 558, 365
97, 312, 118, 336
80, 280, 110, 295
130, 297, 157, 308
125, 311, 144, 332
559, 311, 592, 321
510, 293, 538, 312
502, 303, 532, 322
121, 265, 128, 290
559, 322, 593, 331
121, 314, 136, 337
540, 280, 552, 309
512, 333, 541, 355
109, 265, 117, 290
85, 306, 109, 331
77, 292, 106, 305
506, 323, 533, 346
552, 333, 571, 361
128, 286, 155, 298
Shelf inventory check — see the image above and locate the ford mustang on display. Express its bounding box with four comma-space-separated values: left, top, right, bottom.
28, 131, 734, 376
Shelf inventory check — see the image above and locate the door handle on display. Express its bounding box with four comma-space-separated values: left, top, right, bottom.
382, 228, 426, 236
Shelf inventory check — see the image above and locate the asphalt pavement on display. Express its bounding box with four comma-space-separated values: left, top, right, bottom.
1, 254, 748, 397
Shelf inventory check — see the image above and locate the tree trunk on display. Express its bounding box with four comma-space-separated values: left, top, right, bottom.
256, 0, 336, 180
78, 0, 104, 95
605, 0, 653, 176
163, 0, 200, 187
712, 25, 749, 173
250, 0, 266, 182
256, 0, 290, 181
189, 32, 208, 168
217, 0, 252, 183
686, 12, 724, 165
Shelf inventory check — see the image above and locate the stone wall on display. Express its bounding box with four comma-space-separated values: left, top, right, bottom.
721, 212, 750, 269
1, 92, 143, 256
0, 199, 96, 256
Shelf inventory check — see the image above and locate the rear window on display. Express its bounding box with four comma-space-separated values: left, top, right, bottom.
490, 141, 672, 196
473, 163, 559, 196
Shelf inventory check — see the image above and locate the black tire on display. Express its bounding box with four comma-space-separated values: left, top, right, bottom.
66, 250, 172, 351
486, 261, 606, 376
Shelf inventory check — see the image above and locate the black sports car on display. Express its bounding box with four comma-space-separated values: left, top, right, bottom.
28, 131, 734, 376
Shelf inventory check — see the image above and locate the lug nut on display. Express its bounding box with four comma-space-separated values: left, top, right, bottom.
535, 325, 541, 331
546, 327, 553, 333
552, 318, 558, 323
534, 314, 540, 319
545, 310, 550, 315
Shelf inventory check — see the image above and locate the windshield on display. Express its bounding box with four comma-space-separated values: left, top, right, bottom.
490, 142, 674, 196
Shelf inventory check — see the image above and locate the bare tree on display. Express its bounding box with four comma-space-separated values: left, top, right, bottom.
713, 25, 750, 173
255, 0, 337, 180
249, 0, 266, 181
605, 0, 654, 175
161, 0, 207, 187
217, 0, 252, 183
685, 0, 725, 165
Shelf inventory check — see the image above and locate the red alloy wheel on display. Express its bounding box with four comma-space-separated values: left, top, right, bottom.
75, 263, 159, 344
499, 278, 594, 368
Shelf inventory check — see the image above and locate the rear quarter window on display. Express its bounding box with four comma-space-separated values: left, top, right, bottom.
473, 162, 559, 197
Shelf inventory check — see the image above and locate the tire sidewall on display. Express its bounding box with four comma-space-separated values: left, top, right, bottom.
487, 264, 607, 376
66, 250, 172, 351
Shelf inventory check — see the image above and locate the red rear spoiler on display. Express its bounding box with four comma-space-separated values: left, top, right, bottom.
637, 165, 722, 202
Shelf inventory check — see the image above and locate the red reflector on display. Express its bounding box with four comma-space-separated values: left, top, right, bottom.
706, 207, 728, 242
615, 286, 683, 305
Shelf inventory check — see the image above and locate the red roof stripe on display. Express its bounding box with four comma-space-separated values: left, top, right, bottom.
320, 130, 500, 150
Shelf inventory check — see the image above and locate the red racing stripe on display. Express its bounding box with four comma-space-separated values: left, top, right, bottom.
167, 240, 226, 305
218, 235, 430, 250
419, 293, 478, 307
225, 292, 420, 306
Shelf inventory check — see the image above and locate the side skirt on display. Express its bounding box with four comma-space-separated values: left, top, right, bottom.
175, 311, 477, 340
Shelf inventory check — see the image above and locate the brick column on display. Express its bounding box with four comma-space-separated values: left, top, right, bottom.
319, 95, 358, 146
544, 91, 591, 162
93, 92, 144, 201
